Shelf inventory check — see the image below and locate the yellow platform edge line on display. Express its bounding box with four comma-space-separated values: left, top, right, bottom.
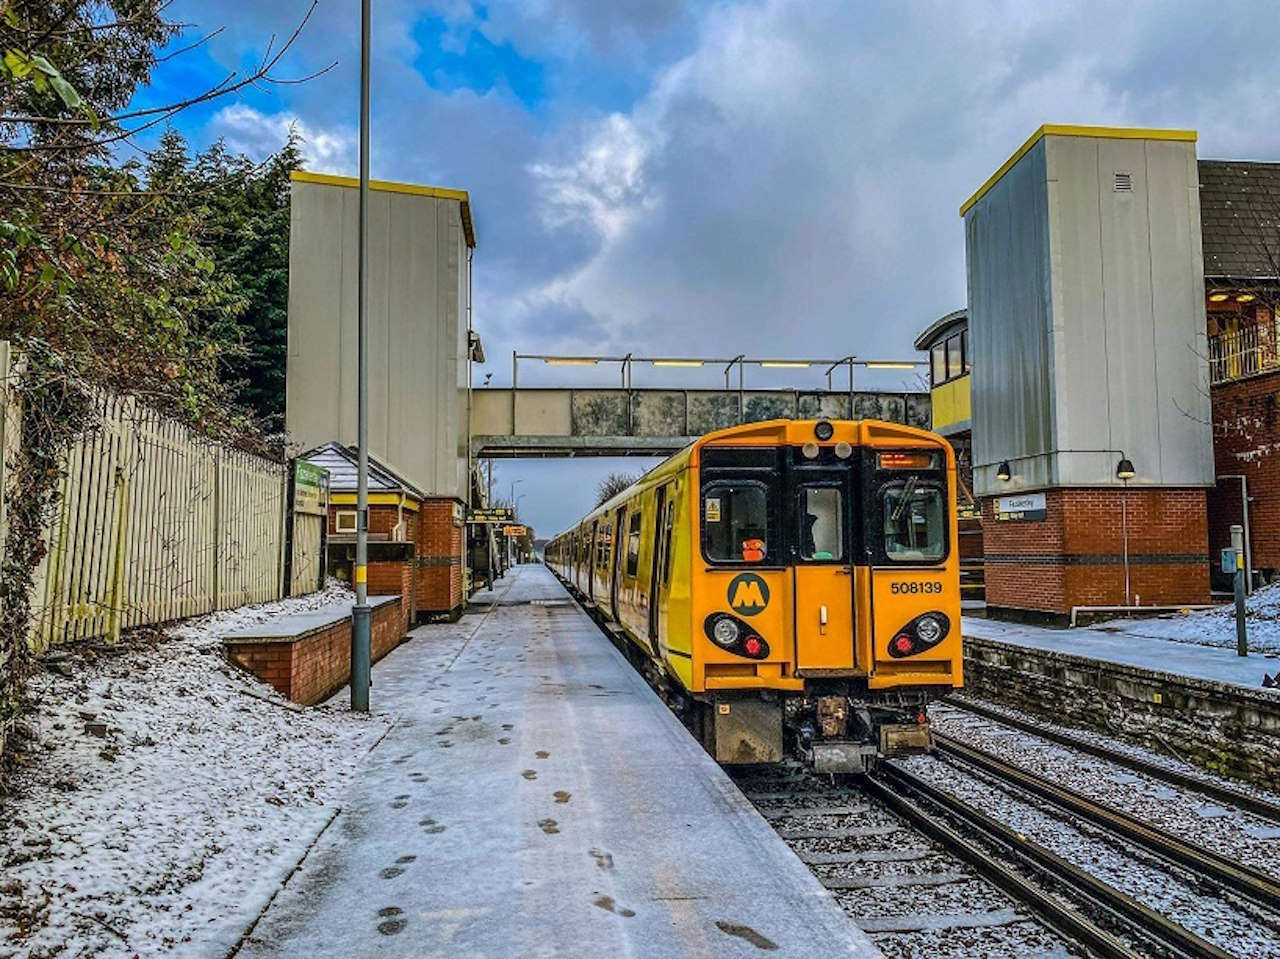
958, 124, 1198, 217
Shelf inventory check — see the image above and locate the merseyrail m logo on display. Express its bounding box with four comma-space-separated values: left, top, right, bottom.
727, 573, 769, 616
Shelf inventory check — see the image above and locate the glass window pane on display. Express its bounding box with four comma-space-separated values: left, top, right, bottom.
662, 502, 675, 584
704, 485, 769, 562
947, 334, 963, 379
931, 343, 946, 385
626, 510, 641, 576
800, 487, 843, 560
960, 329, 970, 373
882, 481, 945, 563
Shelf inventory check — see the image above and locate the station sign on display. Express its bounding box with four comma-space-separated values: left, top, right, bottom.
293, 461, 330, 516
468, 507, 515, 524
503, 525, 528, 538
995, 492, 1046, 522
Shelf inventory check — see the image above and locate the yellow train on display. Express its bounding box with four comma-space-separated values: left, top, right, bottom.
545, 418, 962, 773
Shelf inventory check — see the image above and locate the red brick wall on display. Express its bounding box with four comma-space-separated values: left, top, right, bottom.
367, 560, 415, 630
982, 487, 1209, 615
1209, 370, 1280, 571
225, 600, 404, 705
328, 503, 416, 539
416, 498, 464, 615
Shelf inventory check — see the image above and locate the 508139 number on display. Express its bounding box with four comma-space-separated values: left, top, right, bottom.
889, 581, 943, 595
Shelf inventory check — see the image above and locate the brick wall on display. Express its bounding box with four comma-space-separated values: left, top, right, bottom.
1209, 370, 1280, 572
225, 599, 404, 705
983, 487, 1209, 616
367, 560, 414, 631
416, 498, 464, 616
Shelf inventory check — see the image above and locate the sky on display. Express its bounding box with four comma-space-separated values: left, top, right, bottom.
143, 0, 1280, 539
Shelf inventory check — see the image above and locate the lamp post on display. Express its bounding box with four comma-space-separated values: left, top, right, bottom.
350, 0, 372, 712
1116, 455, 1135, 607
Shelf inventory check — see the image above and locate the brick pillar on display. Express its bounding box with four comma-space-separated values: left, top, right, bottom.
982, 487, 1210, 617
415, 498, 464, 618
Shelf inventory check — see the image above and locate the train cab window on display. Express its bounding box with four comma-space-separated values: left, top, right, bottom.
799, 487, 844, 561
881, 479, 945, 564
930, 342, 946, 386
703, 483, 771, 564
625, 509, 642, 577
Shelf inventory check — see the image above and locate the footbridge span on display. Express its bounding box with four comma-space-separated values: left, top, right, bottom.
470, 353, 930, 458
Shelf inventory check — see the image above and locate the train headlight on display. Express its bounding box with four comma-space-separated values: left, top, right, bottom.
814, 420, 835, 441
915, 614, 943, 645
712, 617, 740, 647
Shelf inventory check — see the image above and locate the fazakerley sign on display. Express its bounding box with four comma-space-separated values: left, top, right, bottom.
995, 492, 1046, 522
468, 507, 515, 524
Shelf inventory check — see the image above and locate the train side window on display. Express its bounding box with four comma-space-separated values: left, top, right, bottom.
799, 486, 844, 561
930, 342, 946, 386
662, 501, 676, 585
626, 509, 642, 577
881, 480, 945, 564
703, 483, 770, 564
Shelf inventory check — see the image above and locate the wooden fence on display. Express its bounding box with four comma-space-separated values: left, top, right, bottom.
0, 342, 322, 652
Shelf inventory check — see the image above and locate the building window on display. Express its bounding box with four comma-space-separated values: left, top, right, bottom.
335, 510, 357, 533
946, 332, 964, 379
625, 509, 642, 577
931, 342, 946, 386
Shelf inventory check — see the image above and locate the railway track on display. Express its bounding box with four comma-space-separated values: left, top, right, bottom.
736, 705, 1280, 958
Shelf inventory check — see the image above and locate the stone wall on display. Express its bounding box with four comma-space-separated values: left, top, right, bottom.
963, 636, 1280, 786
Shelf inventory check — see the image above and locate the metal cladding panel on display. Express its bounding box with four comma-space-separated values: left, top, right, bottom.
286, 180, 468, 499
966, 139, 1054, 495
1046, 134, 1212, 487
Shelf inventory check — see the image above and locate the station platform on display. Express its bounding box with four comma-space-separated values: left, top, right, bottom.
236, 564, 879, 958
963, 615, 1280, 691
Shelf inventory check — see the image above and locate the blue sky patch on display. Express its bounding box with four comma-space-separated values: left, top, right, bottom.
413, 15, 546, 109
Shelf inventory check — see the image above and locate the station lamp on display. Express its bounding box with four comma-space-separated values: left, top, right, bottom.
1208, 291, 1230, 302
1115, 456, 1136, 480
996, 461, 1011, 481
1237, 293, 1256, 303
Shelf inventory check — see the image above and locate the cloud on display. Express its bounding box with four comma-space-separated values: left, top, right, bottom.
207, 104, 356, 171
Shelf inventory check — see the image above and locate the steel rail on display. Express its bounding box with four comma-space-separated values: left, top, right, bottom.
944, 697, 1280, 824
860, 773, 1144, 959
879, 763, 1235, 959
935, 733, 1280, 912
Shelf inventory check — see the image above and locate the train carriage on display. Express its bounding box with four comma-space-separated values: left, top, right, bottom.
545, 418, 962, 773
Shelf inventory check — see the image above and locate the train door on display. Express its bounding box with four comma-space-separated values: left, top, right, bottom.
792, 473, 857, 672
587, 520, 598, 603
609, 505, 626, 620
645, 486, 669, 657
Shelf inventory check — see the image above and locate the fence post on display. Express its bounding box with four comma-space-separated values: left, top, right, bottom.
212, 446, 222, 610
0, 340, 9, 551
106, 465, 128, 643
278, 461, 291, 600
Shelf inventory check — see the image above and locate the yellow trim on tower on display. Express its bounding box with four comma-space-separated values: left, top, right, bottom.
958, 124, 1198, 217
290, 169, 476, 248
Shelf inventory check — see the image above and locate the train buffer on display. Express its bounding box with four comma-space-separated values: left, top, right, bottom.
234, 564, 882, 957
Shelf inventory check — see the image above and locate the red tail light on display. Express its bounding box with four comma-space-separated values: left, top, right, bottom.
893, 634, 914, 656
743, 635, 764, 657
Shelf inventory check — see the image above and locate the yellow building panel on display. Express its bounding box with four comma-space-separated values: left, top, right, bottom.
930, 375, 971, 433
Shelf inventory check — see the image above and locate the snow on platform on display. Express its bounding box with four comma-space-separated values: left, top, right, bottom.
235, 564, 880, 958
0, 583, 392, 959
963, 612, 1280, 691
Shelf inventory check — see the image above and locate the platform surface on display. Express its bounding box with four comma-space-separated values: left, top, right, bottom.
237, 564, 879, 958
964, 615, 1280, 690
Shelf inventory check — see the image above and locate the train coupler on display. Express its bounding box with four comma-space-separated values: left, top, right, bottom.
812, 740, 879, 775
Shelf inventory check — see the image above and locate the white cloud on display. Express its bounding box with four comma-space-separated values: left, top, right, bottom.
207, 104, 356, 172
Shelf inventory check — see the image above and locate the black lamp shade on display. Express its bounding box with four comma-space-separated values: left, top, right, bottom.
996, 461, 1011, 481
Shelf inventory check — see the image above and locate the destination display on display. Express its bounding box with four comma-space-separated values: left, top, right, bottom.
468, 507, 515, 524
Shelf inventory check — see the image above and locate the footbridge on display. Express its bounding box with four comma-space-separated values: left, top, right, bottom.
470, 353, 930, 458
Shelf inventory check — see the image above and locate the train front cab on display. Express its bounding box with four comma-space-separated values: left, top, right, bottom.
688, 419, 962, 773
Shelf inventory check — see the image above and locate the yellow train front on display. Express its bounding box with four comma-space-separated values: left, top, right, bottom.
545, 418, 962, 773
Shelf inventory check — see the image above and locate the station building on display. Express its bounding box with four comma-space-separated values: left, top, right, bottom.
917, 125, 1280, 619
286, 171, 489, 609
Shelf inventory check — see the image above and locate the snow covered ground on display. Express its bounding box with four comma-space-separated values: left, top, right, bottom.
0, 584, 393, 959
1095, 583, 1280, 656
